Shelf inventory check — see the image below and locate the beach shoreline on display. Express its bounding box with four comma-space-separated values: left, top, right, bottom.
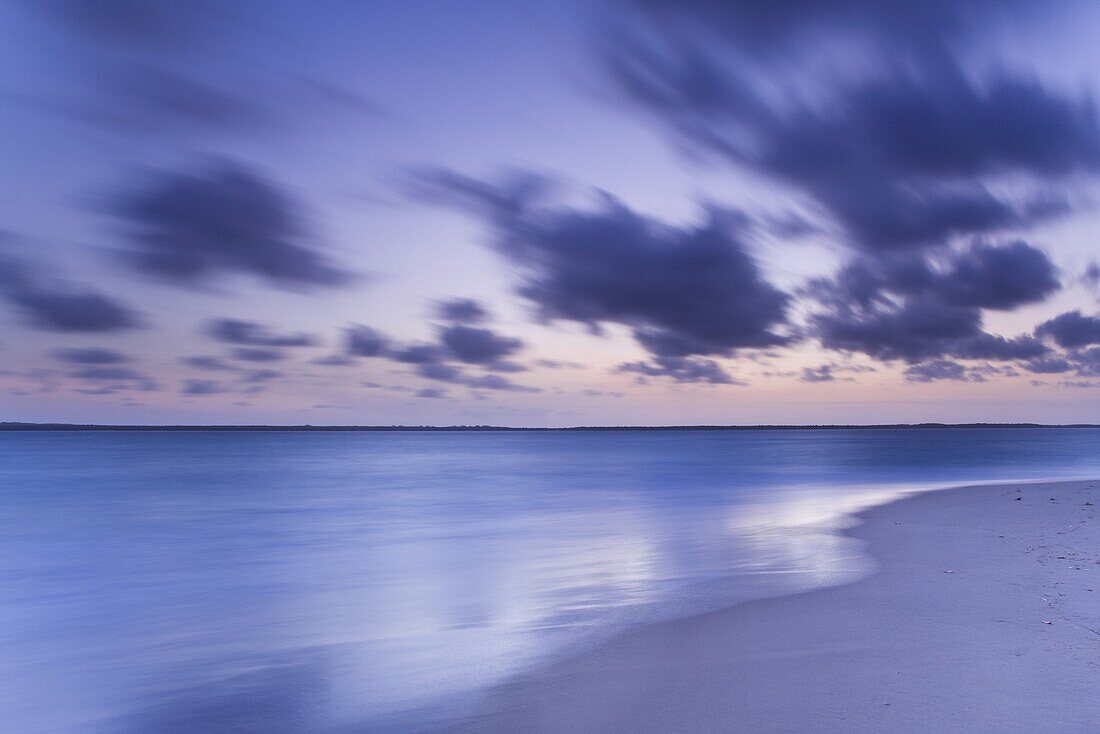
443, 479, 1100, 733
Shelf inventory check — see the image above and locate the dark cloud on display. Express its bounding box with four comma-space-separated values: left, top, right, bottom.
182, 379, 224, 396
5, 286, 142, 333
392, 344, 448, 365
414, 361, 541, 392
582, 388, 623, 398
934, 241, 1061, 310
33, 0, 215, 46
951, 334, 1049, 361
800, 365, 836, 383
27, 0, 247, 134
344, 325, 390, 357
535, 358, 584, 369
596, 1, 1085, 388
72, 386, 131, 396
906, 360, 1020, 383
181, 355, 239, 371
0, 251, 141, 333
111, 160, 356, 289
606, 4, 1099, 252
904, 360, 969, 383
414, 362, 462, 381
484, 360, 527, 373
231, 347, 285, 363
1036, 311, 1100, 349
416, 387, 448, 399
435, 298, 489, 324
798, 362, 877, 383
438, 324, 523, 364
412, 170, 790, 358
617, 355, 739, 384
1085, 262, 1100, 290
52, 347, 129, 365
464, 373, 541, 392
363, 321, 529, 373
1059, 379, 1100, 389
1065, 346, 1100, 377
621, 0, 999, 56
814, 298, 1046, 363
244, 369, 281, 383
337, 316, 541, 393
22, 2, 386, 140
205, 318, 317, 347
1024, 345, 1098, 383
1025, 356, 1073, 374
809, 241, 1057, 363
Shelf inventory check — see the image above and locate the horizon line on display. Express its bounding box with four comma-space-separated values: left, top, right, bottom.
3, 421, 1100, 432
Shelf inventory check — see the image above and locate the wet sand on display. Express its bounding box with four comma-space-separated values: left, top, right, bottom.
446, 479, 1100, 733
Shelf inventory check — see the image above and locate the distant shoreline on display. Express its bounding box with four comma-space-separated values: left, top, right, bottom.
3, 422, 1099, 432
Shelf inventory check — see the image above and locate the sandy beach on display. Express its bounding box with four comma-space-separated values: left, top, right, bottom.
447, 479, 1100, 733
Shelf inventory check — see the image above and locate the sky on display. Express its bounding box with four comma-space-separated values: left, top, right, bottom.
2, 0, 1100, 426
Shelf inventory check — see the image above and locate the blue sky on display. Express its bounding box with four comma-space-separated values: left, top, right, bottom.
2, 0, 1100, 426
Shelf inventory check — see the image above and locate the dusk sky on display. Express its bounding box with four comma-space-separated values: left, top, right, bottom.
3, 0, 1100, 426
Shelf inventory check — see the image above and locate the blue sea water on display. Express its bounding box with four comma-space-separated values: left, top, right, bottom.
2, 427, 1100, 733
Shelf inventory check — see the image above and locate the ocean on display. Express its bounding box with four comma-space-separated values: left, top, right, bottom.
2, 427, 1099, 732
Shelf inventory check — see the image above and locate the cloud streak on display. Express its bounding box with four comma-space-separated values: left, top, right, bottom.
606, 2, 1099, 253
110, 160, 356, 290
411, 169, 791, 359
338, 300, 542, 393
0, 247, 142, 333
205, 318, 317, 347
808, 241, 1058, 363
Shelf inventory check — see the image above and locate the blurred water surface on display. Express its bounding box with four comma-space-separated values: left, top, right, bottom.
2, 427, 1099, 732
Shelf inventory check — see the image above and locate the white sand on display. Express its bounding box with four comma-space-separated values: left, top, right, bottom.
446, 480, 1100, 733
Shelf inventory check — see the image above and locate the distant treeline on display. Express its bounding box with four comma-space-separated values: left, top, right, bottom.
2, 422, 1098, 432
